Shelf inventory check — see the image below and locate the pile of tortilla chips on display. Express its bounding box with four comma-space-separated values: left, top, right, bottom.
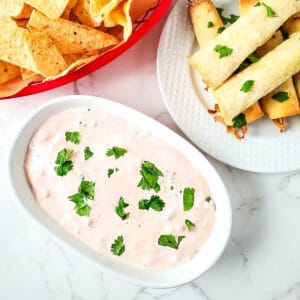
0, 0, 159, 97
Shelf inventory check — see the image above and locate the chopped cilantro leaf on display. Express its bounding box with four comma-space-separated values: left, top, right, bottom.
216, 8, 239, 24
217, 26, 225, 33
214, 45, 233, 58
107, 167, 119, 178
272, 91, 289, 102
158, 235, 185, 250
232, 113, 247, 129
65, 131, 80, 145
55, 161, 73, 176
207, 21, 214, 28
240, 80, 254, 92
137, 161, 164, 193
185, 219, 196, 231
78, 180, 95, 200
183, 187, 195, 211
106, 146, 127, 159
255, 2, 276, 17
205, 196, 212, 203
115, 197, 130, 220
54, 149, 73, 176
139, 195, 165, 212
111, 235, 125, 256
68, 180, 95, 217
84, 146, 94, 160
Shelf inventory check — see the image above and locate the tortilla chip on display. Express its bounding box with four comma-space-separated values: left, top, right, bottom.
20, 68, 38, 80
90, 0, 122, 24
15, 18, 28, 27
104, 0, 133, 41
14, 4, 33, 19
73, 0, 100, 27
24, 0, 70, 19
28, 10, 119, 54
0, 61, 21, 84
61, 0, 78, 19
0, 0, 26, 18
0, 17, 67, 77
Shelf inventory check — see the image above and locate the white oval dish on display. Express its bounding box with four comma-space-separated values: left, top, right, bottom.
8, 95, 231, 288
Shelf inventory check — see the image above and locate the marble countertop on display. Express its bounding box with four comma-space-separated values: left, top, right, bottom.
1, 3, 300, 299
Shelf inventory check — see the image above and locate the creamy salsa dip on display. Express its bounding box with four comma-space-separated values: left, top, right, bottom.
24, 108, 216, 268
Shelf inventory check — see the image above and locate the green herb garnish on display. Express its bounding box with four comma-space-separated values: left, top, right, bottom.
185, 219, 196, 231
54, 149, 73, 176
68, 180, 95, 216
139, 195, 165, 212
207, 21, 214, 28
84, 146, 94, 160
272, 91, 289, 102
214, 45, 233, 58
216, 8, 239, 24
115, 197, 130, 220
111, 236, 125, 256
217, 26, 225, 33
205, 196, 212, 203
158, 235, 185, 250
65, 131, 80, 145
183, 187, 195, 211
240, 80, 254, 92
255, 2, 276, 17
232, 113, 247, 129
137, 161, 163, 193
106, 146, 127, 159
107, 167, 119, 178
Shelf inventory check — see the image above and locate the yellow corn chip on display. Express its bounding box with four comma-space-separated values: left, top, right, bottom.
24, 0, 70, 19
15, 19, 28, 27
90, 0, 122, 24
28, 10, 119, 54
0, 0, 26, 18
0, 61, 20, 84
104, 0, 133, 41
61, 0, 78, 19
73, 0, 100, 27
0, 17, 67, 77
20, 68, 38, 80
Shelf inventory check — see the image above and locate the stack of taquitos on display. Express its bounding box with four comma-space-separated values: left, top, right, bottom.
188, 0, 300, 137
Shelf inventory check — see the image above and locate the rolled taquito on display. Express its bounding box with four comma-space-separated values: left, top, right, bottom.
213, 32, 300, 125
189, 0, 300, 89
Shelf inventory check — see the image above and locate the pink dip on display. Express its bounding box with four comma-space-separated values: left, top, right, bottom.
24, 108, 216, 268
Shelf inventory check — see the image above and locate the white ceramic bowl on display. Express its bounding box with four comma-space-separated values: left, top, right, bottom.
8, 95, 232, 288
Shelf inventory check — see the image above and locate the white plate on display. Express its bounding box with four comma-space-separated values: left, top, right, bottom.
157, 0, 300, 173
8, 95, 231, 288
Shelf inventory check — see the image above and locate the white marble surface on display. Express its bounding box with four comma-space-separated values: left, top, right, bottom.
1, 3, 300, 299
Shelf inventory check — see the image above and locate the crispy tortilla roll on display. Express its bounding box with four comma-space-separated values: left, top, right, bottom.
283, 17, 300, 35
239, 0, 300, 119
189, 0, 300, 89
189, 0, 223, 47
61, 0, 78, 19
24, 0, 70, 19
256, 31, 300, 118
0, 17, 67, 77
213, 32, 300, 125
190, 0, 263, 123
28, 10, 119, 54
260, 78, 300, 119
0, 61, 21, 84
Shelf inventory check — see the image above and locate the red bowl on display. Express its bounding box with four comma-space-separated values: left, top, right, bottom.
2, 0, 171, 100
